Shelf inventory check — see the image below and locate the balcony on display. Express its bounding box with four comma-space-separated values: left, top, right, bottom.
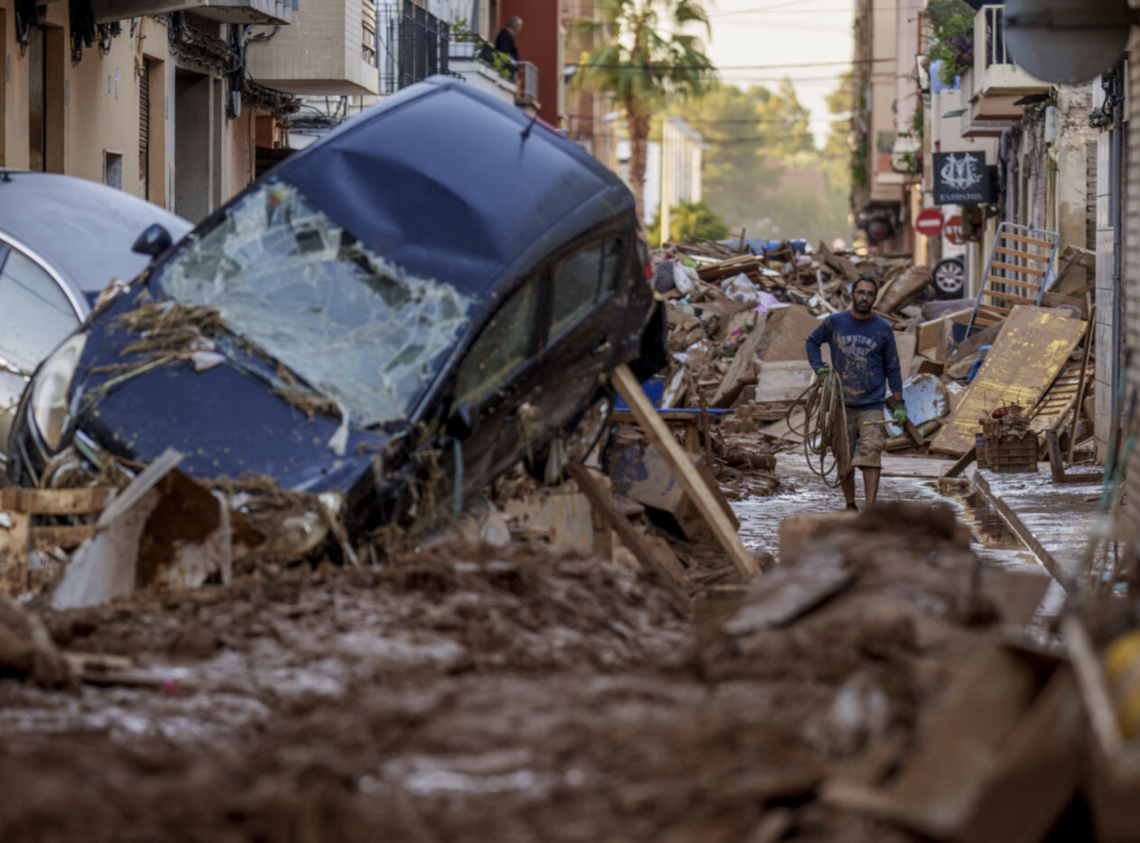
379, 1, 450, 94
92, 0, 288, 24
973, 5, 1049, 99
515, 60, 539, 110
243, 0, 382, 95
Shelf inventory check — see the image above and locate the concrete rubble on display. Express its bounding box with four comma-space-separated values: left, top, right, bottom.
0, 239, 1135, 842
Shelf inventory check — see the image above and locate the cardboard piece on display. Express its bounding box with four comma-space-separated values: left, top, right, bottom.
757, 305, 822, 363
754, 360, 816, 403
931, 306, 1087, 456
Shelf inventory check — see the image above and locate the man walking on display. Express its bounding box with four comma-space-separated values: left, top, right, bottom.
805, 276, 906, 510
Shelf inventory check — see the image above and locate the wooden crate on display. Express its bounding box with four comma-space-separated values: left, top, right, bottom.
984, 433, 1038, 473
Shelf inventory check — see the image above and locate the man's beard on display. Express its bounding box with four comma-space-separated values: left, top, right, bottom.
854, 300, 873, 314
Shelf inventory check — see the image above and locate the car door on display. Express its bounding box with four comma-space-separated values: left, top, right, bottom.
0, 243, 82, 453
450, 271, 549, 498
525, 234, 630, 440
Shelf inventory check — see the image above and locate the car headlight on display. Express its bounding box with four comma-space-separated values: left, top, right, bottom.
31, 332, 88, 452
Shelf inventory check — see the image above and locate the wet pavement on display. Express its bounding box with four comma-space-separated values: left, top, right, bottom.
974, 465, 1115, 587
731, 450, 1064, 629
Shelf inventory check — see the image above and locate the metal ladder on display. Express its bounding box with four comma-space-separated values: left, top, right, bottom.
966, 222, 1060, 336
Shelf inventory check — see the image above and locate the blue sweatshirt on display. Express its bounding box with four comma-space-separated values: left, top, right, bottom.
805, 311, 903, 410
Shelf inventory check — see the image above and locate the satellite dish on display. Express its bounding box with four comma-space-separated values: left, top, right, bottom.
1005, 0, 1134, 85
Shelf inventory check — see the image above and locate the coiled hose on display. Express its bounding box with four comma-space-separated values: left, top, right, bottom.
787, 369, 850, 488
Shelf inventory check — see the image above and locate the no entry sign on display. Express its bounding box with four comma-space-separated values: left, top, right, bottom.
945, 215, 965, 245
915, 208, 945, 238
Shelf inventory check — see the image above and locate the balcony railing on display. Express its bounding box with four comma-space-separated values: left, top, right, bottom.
379, 0, 450, 94
516, 60, 538, 107
974, 5, 1049, 97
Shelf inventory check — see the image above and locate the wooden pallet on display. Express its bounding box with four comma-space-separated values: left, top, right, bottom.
0, 487, 115, 595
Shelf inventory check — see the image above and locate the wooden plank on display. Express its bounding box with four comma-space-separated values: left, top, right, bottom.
3, 511, 30, 596
986, 275, 1041, 291
612, 364, 759, 578
977, 304, 1013, 315
0, 487, 115, 515
1040, 291, 1089, 318
1068, 311, 1095, 463
565, 462, 691, 606
995, 246, 1051, 263
943, 446, 977, 478
931, 306, 1087, 456
711, 320, 766, 408
991, 261, 1047, 277
988, 292, 1040, 306
1002, 232, 1056, 249
950, 321, 1004, 361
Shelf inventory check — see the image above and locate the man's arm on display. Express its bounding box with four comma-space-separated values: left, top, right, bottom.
805, 318, 831, 373
883, 325, 903, 399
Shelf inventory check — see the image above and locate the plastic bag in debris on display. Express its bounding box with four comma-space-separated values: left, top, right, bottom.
723, 273, 761, 304
754, 290, 779, 316
653, 259, 676, 293
673, 263, 702, 297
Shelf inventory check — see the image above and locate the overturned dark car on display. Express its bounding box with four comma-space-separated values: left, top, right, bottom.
8, 77, 663, 538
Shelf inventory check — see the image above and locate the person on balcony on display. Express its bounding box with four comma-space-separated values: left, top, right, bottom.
494, 16, 522, 79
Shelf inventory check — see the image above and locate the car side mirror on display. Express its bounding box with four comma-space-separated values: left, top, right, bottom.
446, 401, 476, 441
132, 223, 173, 258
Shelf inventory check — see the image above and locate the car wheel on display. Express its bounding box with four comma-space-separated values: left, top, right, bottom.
932, 257, 966, 300
528, 393, 614, 485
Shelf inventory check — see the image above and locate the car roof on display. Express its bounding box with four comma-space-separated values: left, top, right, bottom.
0, 171, 193, 300
274, 77, 636, 301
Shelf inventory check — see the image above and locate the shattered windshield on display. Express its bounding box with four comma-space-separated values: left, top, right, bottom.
152, 179, 473, 426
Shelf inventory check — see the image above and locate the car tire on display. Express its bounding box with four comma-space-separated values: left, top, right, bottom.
932, 257, 966, 300
527, 392, 614, 485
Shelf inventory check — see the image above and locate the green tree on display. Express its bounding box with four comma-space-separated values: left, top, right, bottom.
647, 199, 729, 247
568, 0, 717, 221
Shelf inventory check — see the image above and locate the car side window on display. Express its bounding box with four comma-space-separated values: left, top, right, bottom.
550, 243, 602, 337
0, 248, 80, 373
599, 239, 625, 296
453, 277, 541, 406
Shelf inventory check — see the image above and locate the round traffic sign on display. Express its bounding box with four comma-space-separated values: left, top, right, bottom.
945, 215, 964, 246
915, 208, 945, 238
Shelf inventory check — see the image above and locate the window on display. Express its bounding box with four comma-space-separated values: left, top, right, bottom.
453, 278, 540, 405
0, 248, 79, 373
599, 238, 625, 297
550, 243, 602, 337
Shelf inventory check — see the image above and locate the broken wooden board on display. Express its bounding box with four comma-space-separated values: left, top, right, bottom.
613, 364, 760, 579
565, 462, 691, 606
917, 309, 972, 362
930, 306, 1087, 456
710, 320, 765, 408
894, 331, 917, 382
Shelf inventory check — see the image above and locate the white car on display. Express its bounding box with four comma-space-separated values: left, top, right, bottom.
0, 171, 192, 460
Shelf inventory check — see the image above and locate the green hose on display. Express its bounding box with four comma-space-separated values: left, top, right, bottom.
788, 369, 850, 489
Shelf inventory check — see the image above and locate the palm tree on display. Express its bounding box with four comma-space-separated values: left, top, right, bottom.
568, 0, 716, 222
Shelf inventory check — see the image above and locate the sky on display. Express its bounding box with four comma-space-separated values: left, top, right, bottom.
702, 0, 858, 146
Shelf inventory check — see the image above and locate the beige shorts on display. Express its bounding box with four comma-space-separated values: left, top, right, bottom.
843, 407, 887, 474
